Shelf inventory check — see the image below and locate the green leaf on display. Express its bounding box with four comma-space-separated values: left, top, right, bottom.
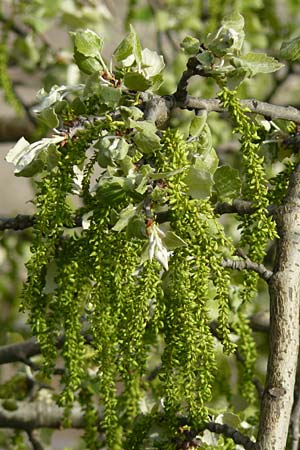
98, 84, 121, 105
189, 112, 207, 137
124, 72, 152, 91
192, 146, 219, 175
214, 165, 241, 202
126, 216, 146, 239
162, 231, 188, 250
71, 29, 103, 57
222, 12, 245, 33
280, 36, 300, 61
74, 49, 102, 74
113, 24, 142, 65
37, 107, 59, 128
208, 12, 245, 57
141, 48, 165, 78
96, 178, 128, 204
231, 53, 283, 76
95, 137, 129, 167
180, 36, 200, 55
112, 204, 137, 231
196, 51, 214, 66
184, 166, 213, 199
133, 122, 161, 154
226, 67, 249, 89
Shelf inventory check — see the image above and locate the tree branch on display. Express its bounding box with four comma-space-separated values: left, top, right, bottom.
256, 165, 300, 450
221, 258, 273, 282
183, 97, 300, 122
0, 399, 86, 430
205, 421, 255, 449
0, 338, 40, 365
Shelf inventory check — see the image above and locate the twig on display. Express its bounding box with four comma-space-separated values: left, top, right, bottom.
0, 338, 40, 365
215, 199, 254, 215
183, 96, 300, 122
204, 421, 255, 449
0, 214, 35, 231
221, 258, 273, 282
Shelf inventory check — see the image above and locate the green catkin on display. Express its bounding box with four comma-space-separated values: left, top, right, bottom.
218, 88, 277, 301
155, 129, 235, 425
232, 315, 257, 404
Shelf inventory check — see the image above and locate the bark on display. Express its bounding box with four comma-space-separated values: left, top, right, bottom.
0, 399, 86, 429
256, 168, 300, 449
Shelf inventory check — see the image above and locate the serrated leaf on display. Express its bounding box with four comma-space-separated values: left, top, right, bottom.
280, 36, 300, 61
71, 29, 103, 57
184, 166, 213, 199
124, 72, 152, 91
180, 36, 200, 55
112, 204, 137, 231
214, 166, 241, 202
142, 48, 164, 78
113, 24, 142, 65
231, 53, 283, 76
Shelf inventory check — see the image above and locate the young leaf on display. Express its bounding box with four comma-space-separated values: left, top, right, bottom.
230, 53, 283, 76
280, 36, 300, 61
112, 204, 137, 232
74, 49, 103, 75
113, 24, 142, 65
180, 35, 200, 55
189, 112, 208, 137
214, 165, 241, 202
141, 48, 165, 78
71, 29, 103, 57
5, 135, 64, 175
124, 72, 152, 91
184, 166, 213, 199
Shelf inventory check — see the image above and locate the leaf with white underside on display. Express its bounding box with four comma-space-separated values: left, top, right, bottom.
231, 52, 283, 76
6, 135, 64, 175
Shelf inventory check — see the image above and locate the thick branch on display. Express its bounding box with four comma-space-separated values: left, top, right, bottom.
0, 399, 86, 430
184, 97, 300, 122
142, 94, 300, 130
256, 167, 300, 450
222, 258, 273, 282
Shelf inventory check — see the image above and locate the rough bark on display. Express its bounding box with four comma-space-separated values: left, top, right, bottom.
256, 168, 300, 449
